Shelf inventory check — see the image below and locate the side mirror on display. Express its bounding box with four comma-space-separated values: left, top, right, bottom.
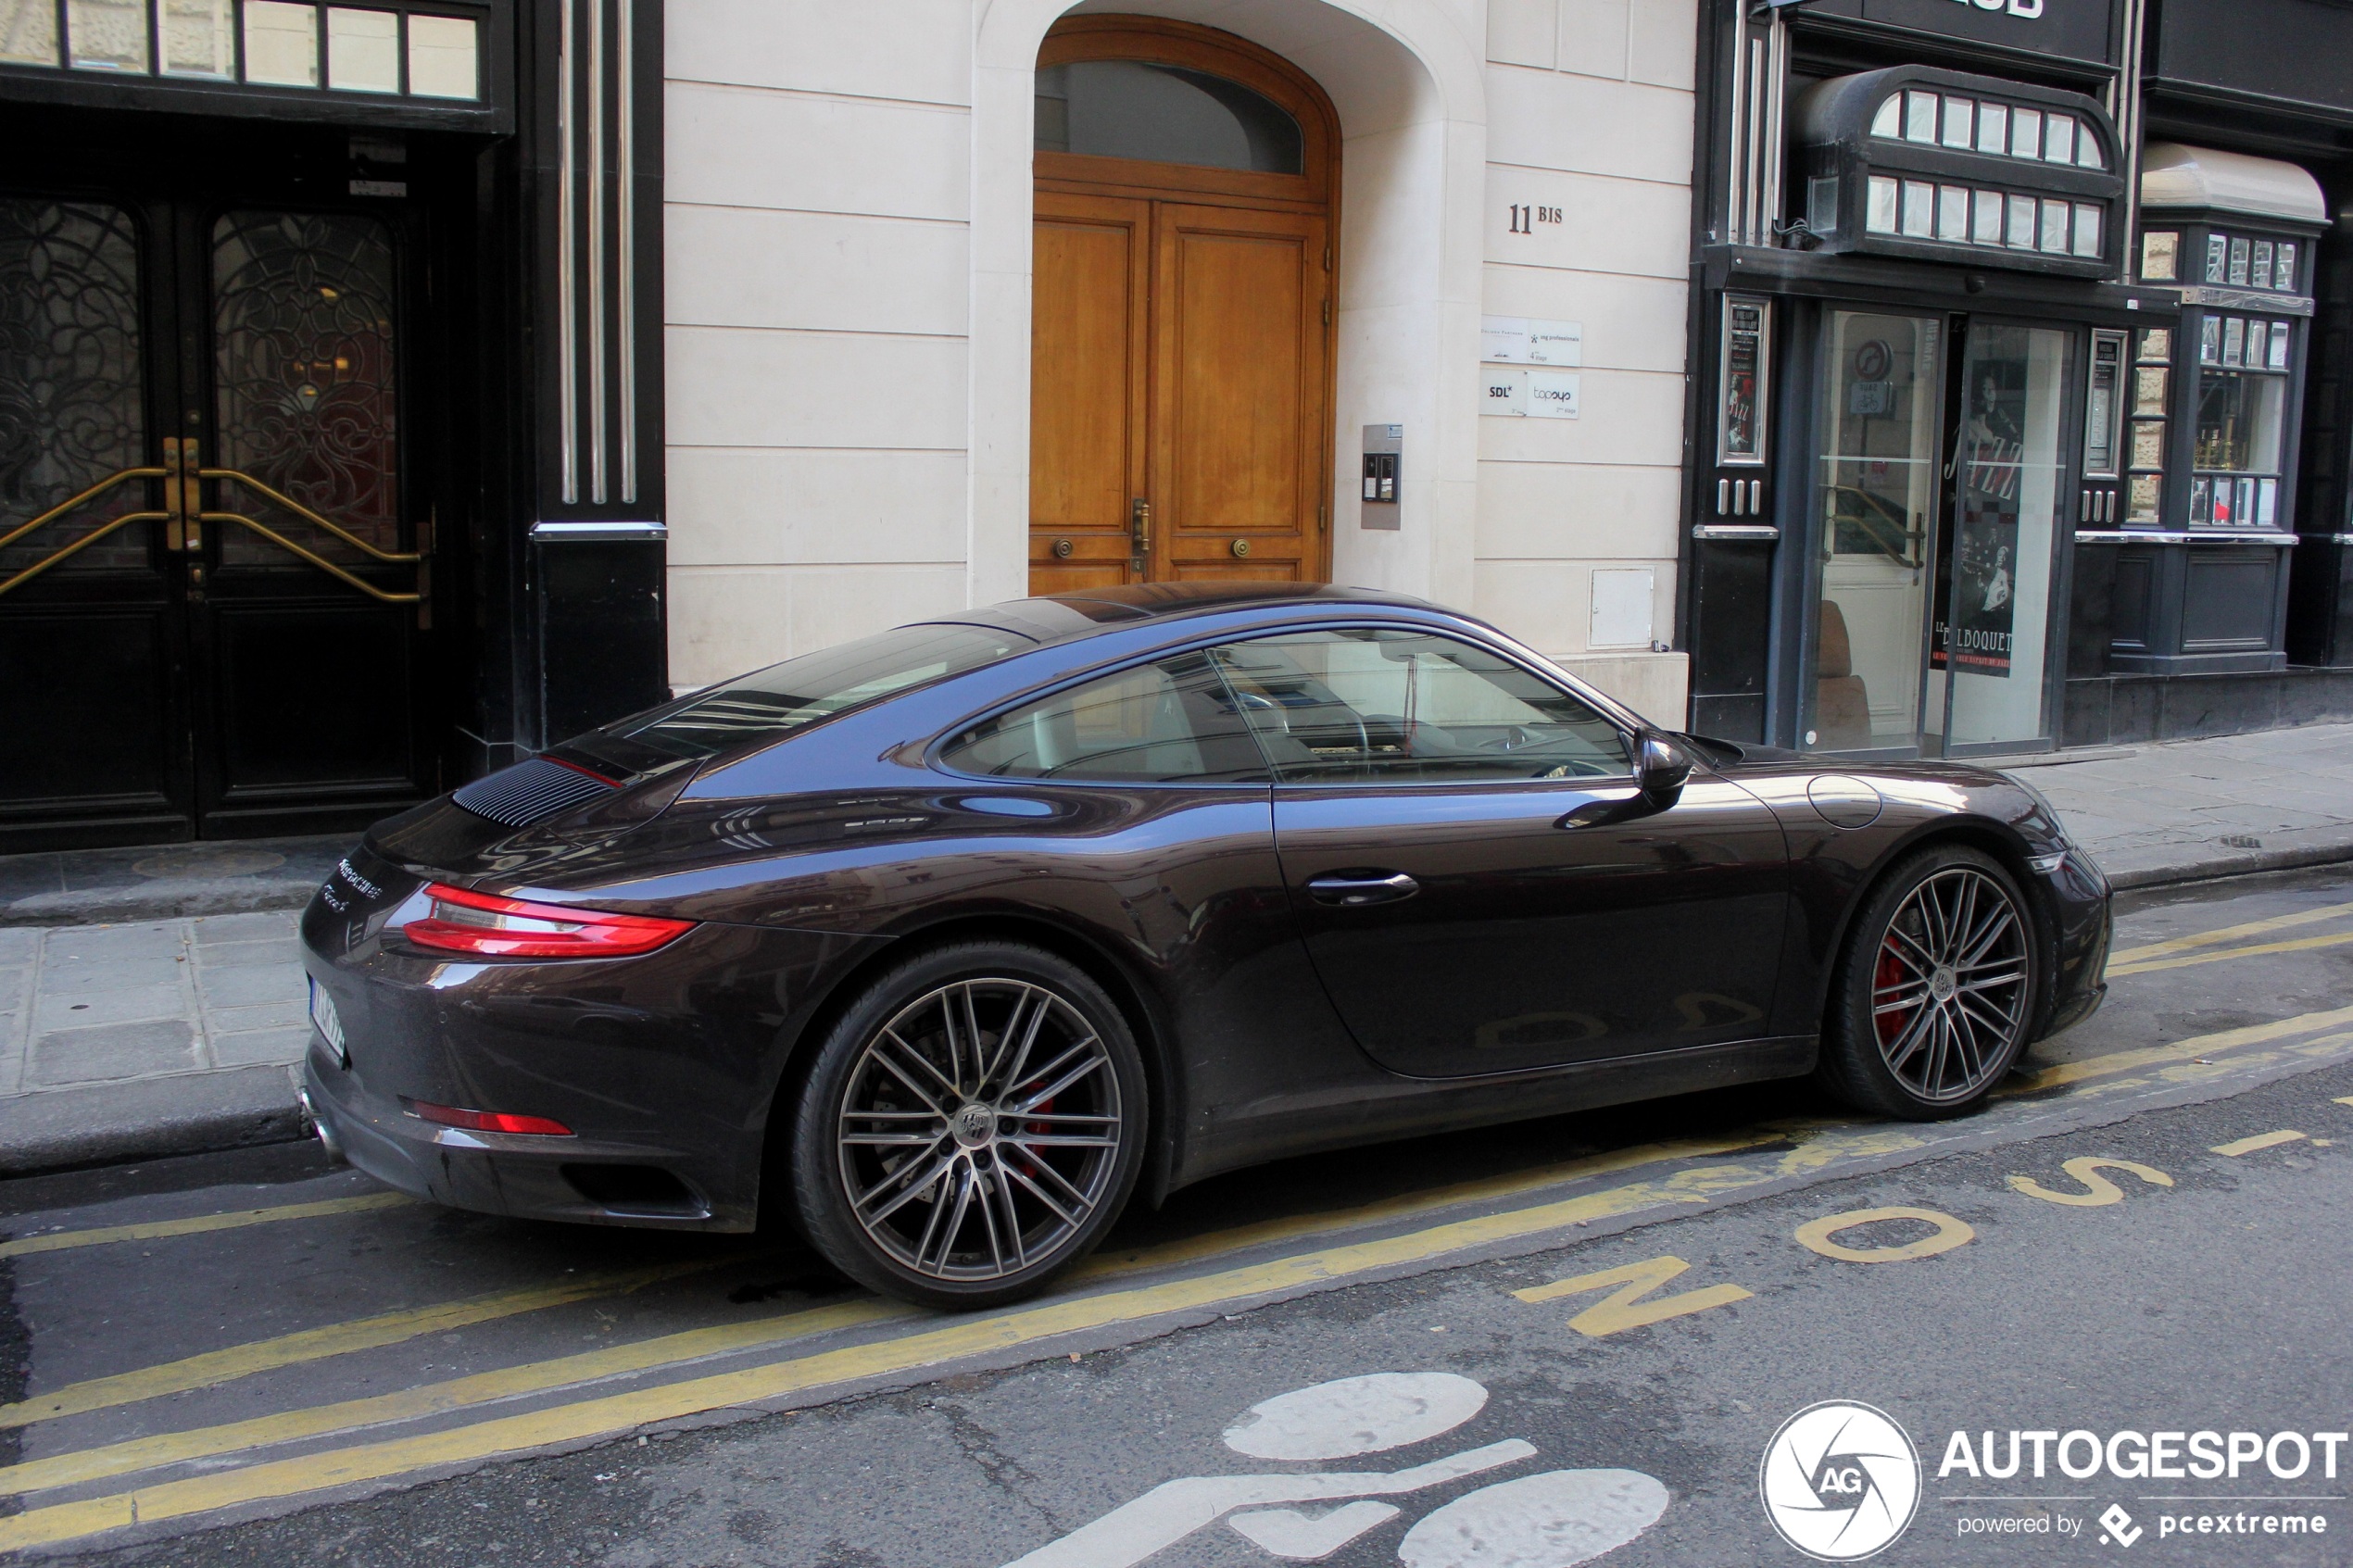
1634, 731, 1692, 798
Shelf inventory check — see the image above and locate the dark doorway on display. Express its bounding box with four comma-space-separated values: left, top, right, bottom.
0, 113, 456, 850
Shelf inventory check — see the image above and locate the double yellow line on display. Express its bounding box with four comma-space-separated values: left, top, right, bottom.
2106, 898, 2353, 977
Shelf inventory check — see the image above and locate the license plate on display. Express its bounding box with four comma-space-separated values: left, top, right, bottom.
308, 977, 348, 1064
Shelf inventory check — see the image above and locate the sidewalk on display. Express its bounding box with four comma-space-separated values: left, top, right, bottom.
2007, 721, 2353, 888
0, 912, 309, 1174
1, 722, 2349, 1177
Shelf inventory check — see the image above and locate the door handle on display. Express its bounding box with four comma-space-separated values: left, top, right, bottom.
1306, 871, 1419, 907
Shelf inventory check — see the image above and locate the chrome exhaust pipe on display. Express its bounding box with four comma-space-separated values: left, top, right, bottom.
296, 1085, 347, 1166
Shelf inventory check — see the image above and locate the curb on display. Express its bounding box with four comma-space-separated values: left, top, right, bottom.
0, 880, 319, 930
2098, 835, 2353, 891
0, 1064, 308, 1179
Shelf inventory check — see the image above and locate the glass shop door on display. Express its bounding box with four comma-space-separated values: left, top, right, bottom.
1805, 310, 1944, 755
1802, 310, 2076, 758
1934, 321, 2076, 754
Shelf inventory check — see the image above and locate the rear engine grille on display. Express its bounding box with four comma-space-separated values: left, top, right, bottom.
452, 757, 618, 827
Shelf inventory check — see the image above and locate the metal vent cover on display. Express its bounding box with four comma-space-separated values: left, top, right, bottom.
452, 757, 618, 827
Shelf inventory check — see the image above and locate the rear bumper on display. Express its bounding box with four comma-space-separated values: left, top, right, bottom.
302, 1039, 736, 1229
298, 853, 890, 1232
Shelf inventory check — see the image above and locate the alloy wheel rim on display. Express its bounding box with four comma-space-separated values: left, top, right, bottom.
836, 978, 1122, 1282
1869, 867, 2030, 1103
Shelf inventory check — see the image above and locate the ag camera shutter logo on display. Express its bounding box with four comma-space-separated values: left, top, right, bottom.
1760, 1401, 1922, 1561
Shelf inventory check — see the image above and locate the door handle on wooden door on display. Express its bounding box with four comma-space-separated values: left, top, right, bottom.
1306, 871, 1419, 906
1130, 497, 1151, 571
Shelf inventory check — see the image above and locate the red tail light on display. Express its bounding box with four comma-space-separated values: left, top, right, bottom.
404, 1098, 574, 1136
402, 883, 694, 959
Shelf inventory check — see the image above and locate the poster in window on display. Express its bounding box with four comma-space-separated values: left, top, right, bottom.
1942, 370, 2023, 678
1718, 295, 1770, 465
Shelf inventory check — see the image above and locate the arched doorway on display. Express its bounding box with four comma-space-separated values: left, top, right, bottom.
1028, 18, 1339, 592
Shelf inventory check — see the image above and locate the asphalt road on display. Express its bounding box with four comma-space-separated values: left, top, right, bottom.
6, 868, 2353, 1566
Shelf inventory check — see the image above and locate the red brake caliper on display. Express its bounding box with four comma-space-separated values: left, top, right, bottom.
1873, 941, 1913, 1047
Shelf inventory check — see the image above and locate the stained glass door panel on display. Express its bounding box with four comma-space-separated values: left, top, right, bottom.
0, 196, 187, 838
195, 207, 422, 816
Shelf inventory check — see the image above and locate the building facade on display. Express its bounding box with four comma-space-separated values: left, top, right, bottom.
1682, 0, 2353, 758
4, 0, 2349, 853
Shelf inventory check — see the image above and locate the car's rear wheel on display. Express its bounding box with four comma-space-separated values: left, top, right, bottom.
1817, 845, 2038, 1119
787, 942, 1146, 1310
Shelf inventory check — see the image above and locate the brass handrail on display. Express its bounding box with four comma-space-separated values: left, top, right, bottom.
0, 452, 424, 608
0, 466, 163, 557
199, 511, 422, 604
0, 510, 171, 597
201, 468, 421, 564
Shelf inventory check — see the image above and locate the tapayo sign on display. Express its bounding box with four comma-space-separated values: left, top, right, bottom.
1760, 1401, 1923, 1561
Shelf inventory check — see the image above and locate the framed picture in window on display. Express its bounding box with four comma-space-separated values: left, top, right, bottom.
1717, 295, 1771, 467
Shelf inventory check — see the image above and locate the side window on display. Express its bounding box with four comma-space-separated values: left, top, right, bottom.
1212, 629, 1631, 783
940, 650, 1270, 783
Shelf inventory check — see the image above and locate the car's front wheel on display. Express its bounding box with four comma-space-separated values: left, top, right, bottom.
1817, 845, 2039, 1119
787, 942, 1146, 1310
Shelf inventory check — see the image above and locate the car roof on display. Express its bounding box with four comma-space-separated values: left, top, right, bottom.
948, 583, 1442, 643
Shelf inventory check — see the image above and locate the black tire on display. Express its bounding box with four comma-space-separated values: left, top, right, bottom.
1816, 845, 2039, 1120
786, 941, 1147, 1311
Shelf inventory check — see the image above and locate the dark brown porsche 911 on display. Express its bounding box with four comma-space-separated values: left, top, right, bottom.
299, 583, 2109, 1309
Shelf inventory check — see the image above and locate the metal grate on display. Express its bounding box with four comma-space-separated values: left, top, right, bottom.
452, 757, 617, 827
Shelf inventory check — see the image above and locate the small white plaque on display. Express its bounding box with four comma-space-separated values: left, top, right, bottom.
1527, 370, 1581, 419
1481, 316, 1582, 365
1480, 367, 1529, 417
1481, 316, 1529, 362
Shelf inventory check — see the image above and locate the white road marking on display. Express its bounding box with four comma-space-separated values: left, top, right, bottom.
1228, 1500, 1402, 1560
998, 1439, 1535, 1568
1398, 1469, 1670, 1568
1224, 1372, 1489, 1461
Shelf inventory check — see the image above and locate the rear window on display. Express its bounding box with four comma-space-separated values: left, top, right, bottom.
613, 622, 1032, 759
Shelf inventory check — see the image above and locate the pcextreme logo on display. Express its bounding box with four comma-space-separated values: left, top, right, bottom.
1761, 1401, 1923, 1562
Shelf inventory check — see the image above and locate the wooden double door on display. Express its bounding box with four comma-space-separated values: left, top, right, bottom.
1028, 22, 1337, 593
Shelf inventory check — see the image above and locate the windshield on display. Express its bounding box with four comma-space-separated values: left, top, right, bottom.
612, 622, 1033, 759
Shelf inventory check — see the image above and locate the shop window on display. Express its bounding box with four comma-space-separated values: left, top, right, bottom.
1976, 102, 2007, 155
159, 0, 234, 78
1941, 97, 1974, 149
2125, 329, 2171, 524
68, 0, 146, 69
243, 0, 316, 84
1868, 90, 2106, 171
2043, 115, 2075, 165
2190, 228, 2304, 294
1035, 59, 1303, 174
326, 6, 398, 92
2071, 204, 2102, 258
2190, 316, 2292, 529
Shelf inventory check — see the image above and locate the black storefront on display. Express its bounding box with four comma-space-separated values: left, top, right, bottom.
0, 0, 668, 852
1682, 0, 2353, 758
